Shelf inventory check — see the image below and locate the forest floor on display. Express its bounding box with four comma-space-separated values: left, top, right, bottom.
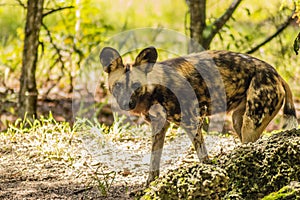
0, 96, 299, 199
0, 119, 237, 199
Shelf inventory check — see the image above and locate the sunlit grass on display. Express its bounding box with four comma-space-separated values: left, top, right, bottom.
0, 113, 150, 195
1, 113, 79, 163
0, 112, 150, 162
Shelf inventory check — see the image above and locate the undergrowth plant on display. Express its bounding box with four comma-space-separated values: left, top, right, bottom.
84, 162, 117, 197
1, 113, 80, 163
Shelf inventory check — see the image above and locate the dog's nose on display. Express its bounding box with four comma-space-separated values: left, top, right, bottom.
128, 99, 136, 110
119, 99, 136, 111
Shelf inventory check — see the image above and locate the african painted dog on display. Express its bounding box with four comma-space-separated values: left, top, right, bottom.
100, 46, 298, 185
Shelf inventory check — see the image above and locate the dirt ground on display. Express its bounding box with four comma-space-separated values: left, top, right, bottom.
1, 96, 299, 199
0, 129, 143, 199
0, 120, 237, 199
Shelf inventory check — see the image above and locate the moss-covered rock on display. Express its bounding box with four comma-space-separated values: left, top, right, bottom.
142, 163, 229, 200
222, 190, 245, 200
262, 181, 300, 200
140, 129, 300, 199
219, 129, 300, 199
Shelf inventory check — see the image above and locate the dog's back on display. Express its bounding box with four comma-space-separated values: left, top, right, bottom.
151, 50, 297, 142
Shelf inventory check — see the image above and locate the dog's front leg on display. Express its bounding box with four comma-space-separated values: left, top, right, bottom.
182, 119, 208, 161
146, 105, 170, 185
192, 127, 208, 161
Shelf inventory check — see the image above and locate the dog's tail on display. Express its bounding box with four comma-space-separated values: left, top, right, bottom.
281, 78, 298, 130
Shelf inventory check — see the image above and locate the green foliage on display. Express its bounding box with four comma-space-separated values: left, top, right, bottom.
0, 3, 24, 44
296, 2, 300, 23
209, 0, 300, 96
262, 181, 300, 200
0, 3, 24, 85
38, 0, 110, 94
282, 0, 300, 23
0, 0, 300, 119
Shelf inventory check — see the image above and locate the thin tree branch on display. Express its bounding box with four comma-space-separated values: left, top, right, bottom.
41, 22, 66, 97
43, 6, 74, 17
41, 22, 65, 68
204, 0, 242, 48
246, 13, 294, 54
15, 0, 26, 8
293, 32, 300, 55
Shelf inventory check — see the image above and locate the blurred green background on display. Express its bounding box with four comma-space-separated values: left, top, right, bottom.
0, 0, 299, 128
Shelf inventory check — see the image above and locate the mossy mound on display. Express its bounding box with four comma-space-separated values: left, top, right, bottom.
222, 190, 245, 200
261, 181, 300, 200
141, 129, 300, 199
142, 163, 229, 200
219, 128, 300, 199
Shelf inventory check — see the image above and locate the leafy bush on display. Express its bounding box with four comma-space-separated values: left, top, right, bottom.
262, 181, 300, 200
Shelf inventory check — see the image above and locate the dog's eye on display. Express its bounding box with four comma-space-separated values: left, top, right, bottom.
114, 82, 123, 89
132, 82, 141, 90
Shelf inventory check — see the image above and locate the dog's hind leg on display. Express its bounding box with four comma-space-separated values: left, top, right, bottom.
240, 74, 285, 143
232, 99, 246, 141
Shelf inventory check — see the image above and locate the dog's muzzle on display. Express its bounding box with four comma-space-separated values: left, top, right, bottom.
118, 98, 136, 111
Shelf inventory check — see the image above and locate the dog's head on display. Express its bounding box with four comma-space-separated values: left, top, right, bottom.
100, 47, 158, 111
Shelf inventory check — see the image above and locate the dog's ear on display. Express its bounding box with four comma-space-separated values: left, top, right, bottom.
134, 46, 158, 73
100, 47, 123, 73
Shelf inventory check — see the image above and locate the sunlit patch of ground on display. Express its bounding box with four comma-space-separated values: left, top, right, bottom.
0, 117, 238, 199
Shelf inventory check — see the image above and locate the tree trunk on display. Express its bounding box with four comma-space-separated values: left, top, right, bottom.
188, 0, 206, 52
188, 0, 242, 51
19, 0, 44, 120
